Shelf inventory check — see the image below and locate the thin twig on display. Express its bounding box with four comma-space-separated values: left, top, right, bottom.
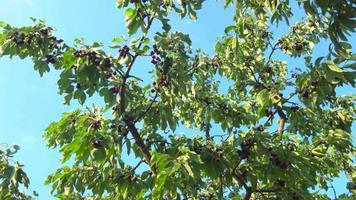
135, 92, 159, 123
131, 160, 145, 172
330, 184, 337, 200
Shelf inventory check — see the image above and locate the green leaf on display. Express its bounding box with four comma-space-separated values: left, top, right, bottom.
91, 148, 106, 162
256, 89, 271, 107
0, 21, 7, 27
0, 40, 10, 57
224, 25, 235, 34
183, 163, 194, 177
326, 60, 343, 73
112, 37, 123, 43
125, 8, 140, 36
4, 166, 15, 179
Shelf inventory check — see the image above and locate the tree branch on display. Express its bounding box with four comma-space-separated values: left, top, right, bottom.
205, 121, 211, 140
126, 121, 154, 172
277, 109, 286, 137
134, 92, 158, 123
117, 13, 156, 175
131, 159, 145, 172
118, 14, 155, 114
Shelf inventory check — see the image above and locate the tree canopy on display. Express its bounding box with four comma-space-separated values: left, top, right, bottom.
0, 0, 355, 199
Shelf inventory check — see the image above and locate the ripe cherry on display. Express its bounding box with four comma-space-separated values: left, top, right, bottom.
291, 106, 299, 112
45, 55, 56, 64
109, 87, 120, 94
294, 43, 303, 51
92, 138, 103, 148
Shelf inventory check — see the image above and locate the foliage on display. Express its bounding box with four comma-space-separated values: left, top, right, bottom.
0, 143, 38, 199
0, 0, 355, 199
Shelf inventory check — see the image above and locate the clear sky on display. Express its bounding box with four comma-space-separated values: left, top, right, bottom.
0, 0, 354, 199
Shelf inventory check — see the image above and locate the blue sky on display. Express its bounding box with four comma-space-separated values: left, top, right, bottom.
0, 0, 354, 199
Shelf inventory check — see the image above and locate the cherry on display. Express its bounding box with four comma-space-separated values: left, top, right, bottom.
92, 138, 103, 148
238, 149, 250, 159
130, 176, 138, 182
265, 109, 273, 117
159, 141, 166, 147
88, 51, 101, 65
119, 45, 130, 58
292, 192, 300, 200
279, 160, 289, 170
301, 91, 309, 98
91, 121, 101, 130
24, 34, 34, 45
101, 58, 111, 68
158, 76, 169, 86
151, 59, 158, 65
253, 84, 261, 91
13, 32, 25, 45
48, 35, 57, 41
311, 80, 318, 87
276, 39, 283, 46
256, 125, 264, 131
110, 124, 117, 129
73, 50, 85, 57
261, 31, 269, 39
109, 87, 120, 94
39, 28, 49, 35
291, 106, 299, 112
150, 50, 161, 64
45, 55, 56, 64
112, 105, 120, 113
270, 152, 278, 159
276, 179, 285, 187
294, 42, 303, 51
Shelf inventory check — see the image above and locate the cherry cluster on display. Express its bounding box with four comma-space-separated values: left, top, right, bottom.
269, 152, 289, 170
73, 49, 114, 72
10, 28, 64, 65
45, 55, 56, 64
109, 87, 120, 95
298, 80, 318, 99
119, 45, 130, 59
260, 30, 270, 39
90, 120, 102, 131
110, 123, 128, 137
48, 35, 64, 50
157, 75, 169, 87
278, 38, 308, 52
130, 0, 148, 3
291, 192, 301, 200
150, 44, 161, 65
275, 179, 286, 188
88, 51, 102, 66
237, 138, 256, 160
